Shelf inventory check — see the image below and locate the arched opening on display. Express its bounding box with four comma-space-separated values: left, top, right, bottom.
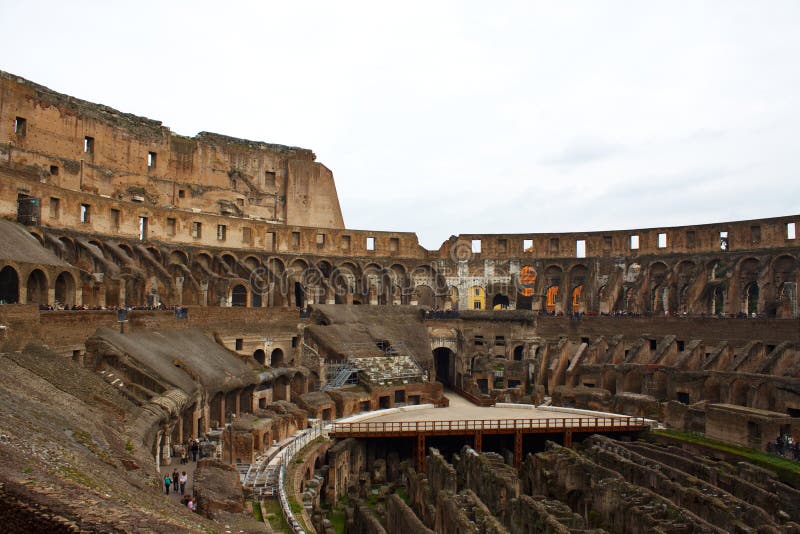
433, 347, 455, 387
571, 285, 583, 313
0, 265, 19, 304
26, 269, 48, 305
731, 381, 749, 407
270, 348, 285, 367
414, 284, 434, 307
273, 375, 289, 401
622, 372, 643, 394
711, 286, 724, 315
545, 285, 559, 313
744, 283, 759, 315
231, 284, 247, 307
294, 282, 305, 308
253, 349, 266, 366
492, 294, 510, 310
54, 271, 75, 307
513, 345, 525, 361
517, 265, 537, 310
290, 372, 307, 399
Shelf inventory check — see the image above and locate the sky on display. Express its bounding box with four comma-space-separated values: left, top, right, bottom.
1, 1, 799, 249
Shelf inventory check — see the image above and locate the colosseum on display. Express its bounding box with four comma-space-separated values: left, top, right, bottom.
0, 70, 798, 533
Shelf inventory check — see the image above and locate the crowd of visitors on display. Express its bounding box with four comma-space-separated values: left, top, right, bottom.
768, 434, 800, 460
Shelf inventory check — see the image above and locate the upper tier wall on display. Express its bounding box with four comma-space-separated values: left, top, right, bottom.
0, 71, 344, 229
0, 70, 797, 259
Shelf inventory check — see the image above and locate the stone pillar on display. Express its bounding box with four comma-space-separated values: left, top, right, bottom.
174, 276, 184, 305
200, 281, 208, 307
191, 407, 200, 439
161, 430, 172, 466
219, 396, 227, 426
119, 282, 126, 307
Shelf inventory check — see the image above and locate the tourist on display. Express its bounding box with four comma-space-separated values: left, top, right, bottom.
190, 439, 199, 462
187, 497, 196, 512
172, 469, 179, 494
163, 473, 172, 495
179, 471, 187, 495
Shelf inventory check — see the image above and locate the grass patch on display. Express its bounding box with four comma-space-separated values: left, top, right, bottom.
288, 495, 303, 515
251, 500, 263, 522
653, 429, 800, 486
394, 486, 410, 504
260, 499, 292, 533
329, 507, 346, 534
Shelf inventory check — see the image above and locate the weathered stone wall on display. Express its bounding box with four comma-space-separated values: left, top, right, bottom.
0, 484, 80, 533
385, 493, 435, 534
454, 448, 519, 526
193, 459, 245, 518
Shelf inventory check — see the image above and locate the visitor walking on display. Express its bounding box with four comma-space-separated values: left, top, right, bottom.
179, 471, 187, 495
163, 473, 172, 495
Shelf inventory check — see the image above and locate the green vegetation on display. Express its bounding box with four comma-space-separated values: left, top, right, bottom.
653, 429, 800, 486
251, 500, 263, 522
329, 507, 346, 533
288, 496, 303, 514
260, 499, 292, 533
125, 439, 134, 453
394, 486, 410, 504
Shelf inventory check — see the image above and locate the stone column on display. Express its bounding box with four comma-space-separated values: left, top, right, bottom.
174, 276, 184, 305
200, 281, 208, 307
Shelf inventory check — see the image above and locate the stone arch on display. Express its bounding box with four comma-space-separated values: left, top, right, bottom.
743, 282, 759, 316
28, 230, 44, 247
219, 253, 238, 277
601, 368, 617, 394
648, 262, 669, 313
169, 250, 189, 267
264, 257, 287, 307
253, 349, 266, 366
54, 271, 76, 307
146, 245, 162, 263
57, 236, 77, 263
622, 371, 642, 394
492, 293, 510, 310
513, 345, 525, 361
270, 348, 285, 367
26, 268, 48, 305
290, 371, 307, 399
0, 265, 20, 304
390, 264, 409, 304
731, 380, 750, 407
414, 284, 435, 307
332, 263, 357, 304
448, 286, 459, 310
117, 242, 135, 259
711, 285, 725, 315
433, 347, 455, 387
243, 255, 262, 272
273, 375, 290, 401
230, 283, 248, 307
543, 265, 563, 313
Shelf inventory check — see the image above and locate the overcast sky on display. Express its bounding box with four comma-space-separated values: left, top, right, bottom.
2, 1, 799, 249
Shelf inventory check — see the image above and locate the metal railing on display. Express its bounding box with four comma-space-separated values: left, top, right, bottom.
330, 416, 649, 435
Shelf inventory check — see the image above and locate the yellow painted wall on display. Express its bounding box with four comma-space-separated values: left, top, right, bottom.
468, 286, 485, 310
